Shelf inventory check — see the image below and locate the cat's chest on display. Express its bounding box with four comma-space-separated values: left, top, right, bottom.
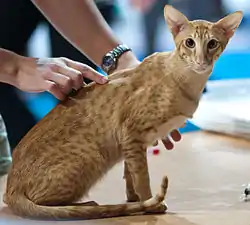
145, 115, 187, 145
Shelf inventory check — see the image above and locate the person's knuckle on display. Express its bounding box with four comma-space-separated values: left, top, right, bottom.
41, 70, 52, 79
74, 71, 83, 80
49, 63, 60, 71
68, 70, 82, 84
47, 83, 57, 92
80, 64, 89, 73
59, 57, 68, 62
64, 77, 73, 87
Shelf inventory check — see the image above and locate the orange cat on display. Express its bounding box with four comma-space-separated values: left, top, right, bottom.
4, 5, 243, 220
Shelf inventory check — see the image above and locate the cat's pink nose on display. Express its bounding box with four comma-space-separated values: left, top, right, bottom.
196, 60, 204, 65
196, 56, 205, 65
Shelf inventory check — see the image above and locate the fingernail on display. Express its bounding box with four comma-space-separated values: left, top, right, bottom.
101, 76, 109, 84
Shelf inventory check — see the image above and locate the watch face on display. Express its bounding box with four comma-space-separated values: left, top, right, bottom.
103, 55, 115, 67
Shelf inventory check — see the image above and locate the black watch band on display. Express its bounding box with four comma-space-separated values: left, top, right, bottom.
101, 44, 131, 74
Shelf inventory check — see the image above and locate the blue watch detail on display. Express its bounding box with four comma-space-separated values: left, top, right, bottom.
103, 54, 115, 67
101, 44, 131, 74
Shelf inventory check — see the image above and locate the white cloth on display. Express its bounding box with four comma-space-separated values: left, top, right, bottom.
191, 79, 250, 140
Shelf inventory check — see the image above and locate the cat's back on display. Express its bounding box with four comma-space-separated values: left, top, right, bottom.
13, 52, 176, 158
12, 68, 134, 160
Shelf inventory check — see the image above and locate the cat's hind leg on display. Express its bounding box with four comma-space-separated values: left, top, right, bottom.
24, 161, 90, 207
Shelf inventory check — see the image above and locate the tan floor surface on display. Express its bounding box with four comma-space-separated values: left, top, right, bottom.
1, 131, 250, 224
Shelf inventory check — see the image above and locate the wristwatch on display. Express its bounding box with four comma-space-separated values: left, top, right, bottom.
101, 44, 131, 74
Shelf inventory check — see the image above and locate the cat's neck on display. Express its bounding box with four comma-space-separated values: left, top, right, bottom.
163, 51, 212, 101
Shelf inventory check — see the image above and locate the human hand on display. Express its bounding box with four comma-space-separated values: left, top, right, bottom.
161, 130, 182, 150
14, 56, 108, 100
161, 123, 186, 150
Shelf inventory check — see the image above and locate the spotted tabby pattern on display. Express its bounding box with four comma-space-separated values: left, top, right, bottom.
4, 5, 242, 220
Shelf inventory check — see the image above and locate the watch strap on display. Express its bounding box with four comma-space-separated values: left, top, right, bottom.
112, 44, 131, 58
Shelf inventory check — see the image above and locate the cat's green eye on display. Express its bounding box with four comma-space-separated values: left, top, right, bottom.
185, 38, 195, 48
207, 39, 218, 50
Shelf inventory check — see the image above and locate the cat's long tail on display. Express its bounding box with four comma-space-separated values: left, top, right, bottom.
5, 176, 168, 220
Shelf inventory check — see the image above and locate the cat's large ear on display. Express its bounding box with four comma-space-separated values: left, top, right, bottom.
164, 5, 189, 37
213, 11, 243, 38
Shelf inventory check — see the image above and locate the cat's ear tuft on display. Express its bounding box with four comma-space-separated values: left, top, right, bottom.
164, 5, 189, 37
213, 11, 243, 38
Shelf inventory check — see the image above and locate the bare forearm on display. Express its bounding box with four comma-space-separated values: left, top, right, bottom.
0, 48, 19, 85
32, 0, 121, 67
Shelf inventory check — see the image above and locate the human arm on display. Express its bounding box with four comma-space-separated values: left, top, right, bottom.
0, 48, 181, 149
0, 48, 107, 100
28, 0, 181, 147
31, 0, 139, 72
1, 0, 182, 148
0, 48, 19, 86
